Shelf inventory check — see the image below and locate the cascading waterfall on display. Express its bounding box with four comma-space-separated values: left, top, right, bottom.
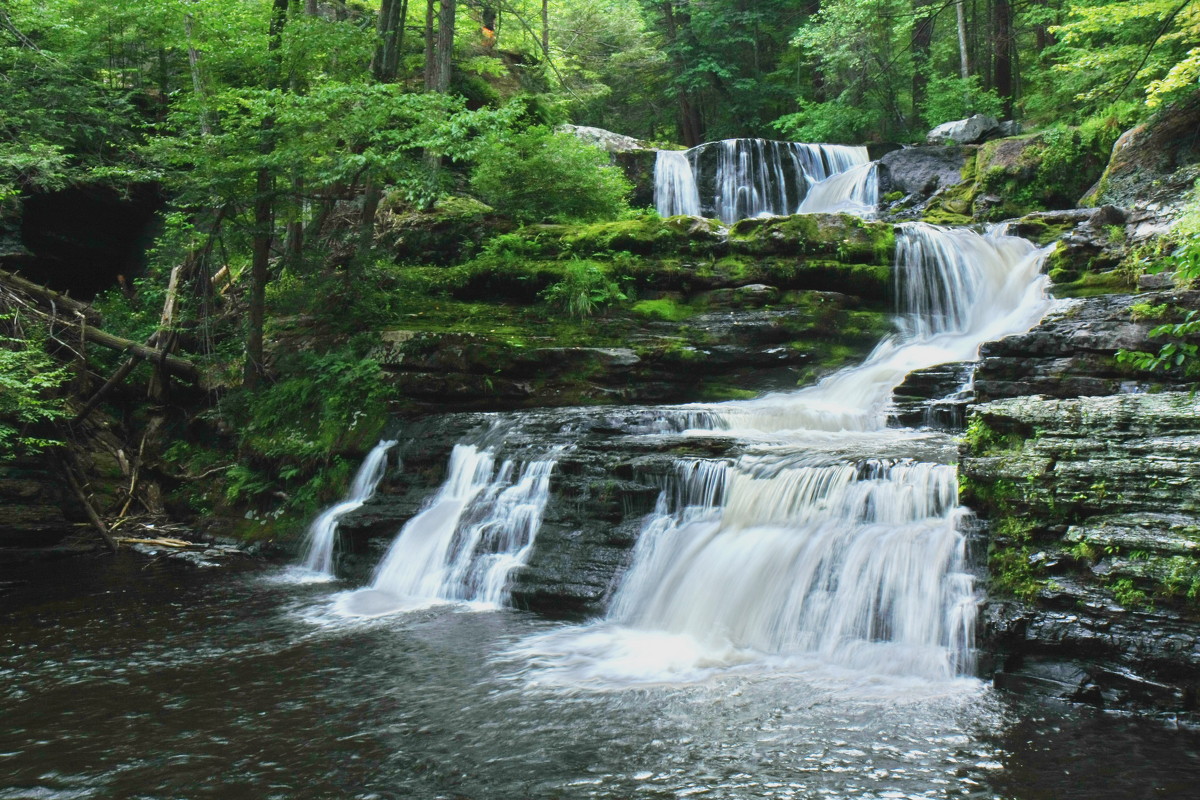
515, 223, 1051, 685
653, 150, 701, 218
338, 443, 561, 616
297, 439, 397, 577
653, 139, 876, 222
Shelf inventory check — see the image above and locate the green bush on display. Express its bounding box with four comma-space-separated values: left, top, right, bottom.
469, 127, 632, 224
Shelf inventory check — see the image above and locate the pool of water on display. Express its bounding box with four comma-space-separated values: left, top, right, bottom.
2, 556, 1197, 800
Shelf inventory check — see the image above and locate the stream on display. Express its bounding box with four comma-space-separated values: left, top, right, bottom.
2, 556, 1199, 800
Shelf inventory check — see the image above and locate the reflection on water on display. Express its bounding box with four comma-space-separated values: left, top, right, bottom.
2, 556, 1198, 800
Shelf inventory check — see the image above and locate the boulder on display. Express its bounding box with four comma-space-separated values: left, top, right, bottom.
879, 145, 975, 197
926, 114, 1001, 145
559, 124, 650, 153
558, 124, 660, 207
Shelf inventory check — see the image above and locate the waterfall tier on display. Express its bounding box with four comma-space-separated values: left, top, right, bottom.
298, 439, 397, 578
338, 443, 561, 616
510, 223, 1051, 686
654, 139, 877, 222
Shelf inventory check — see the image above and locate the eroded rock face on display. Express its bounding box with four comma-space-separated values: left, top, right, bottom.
1086, 91, 1200, 215
333, 408, 740, 617
962, 392, 1200, 714
973, 289, 1200, 402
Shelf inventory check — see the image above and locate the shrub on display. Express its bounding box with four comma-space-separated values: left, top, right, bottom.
469, 127, 632, 224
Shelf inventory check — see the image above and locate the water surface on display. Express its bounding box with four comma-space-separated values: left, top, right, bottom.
3, 557, 1197, 800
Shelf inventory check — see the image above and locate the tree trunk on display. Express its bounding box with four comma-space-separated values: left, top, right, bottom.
992, 0, 1014, 117
956, 0, 970, 81
433, 0, 455, 92
659, 1, 704, 147
911, 0, 935, 126
245, 0, 289, 389
541, 0, 549, 58
423, 0, 436, 90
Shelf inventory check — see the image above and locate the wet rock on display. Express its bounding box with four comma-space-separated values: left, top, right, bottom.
879, 145, 975, 198
927, 114, 1001, 145
963, 391, 1200, 713
889, 361, 974, 430
973, 289, 1200, 401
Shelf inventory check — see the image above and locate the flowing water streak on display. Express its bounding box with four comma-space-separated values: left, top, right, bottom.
654, 139, 872, 221
298, 439, 397, 577
653, 150, 701, 217
517, 223, 1052, 685
341, 443, 562, 615
797, 161, 880, 217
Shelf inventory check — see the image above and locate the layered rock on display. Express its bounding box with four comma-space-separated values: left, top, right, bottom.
961, 393, 1200, 713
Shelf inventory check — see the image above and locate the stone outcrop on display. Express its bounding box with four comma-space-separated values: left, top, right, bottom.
879, 146, 975, 200
961, 392, 1200, 714
559, 124, 659, 208
1084, 92, 1200, 220
973, 289, 1200, 402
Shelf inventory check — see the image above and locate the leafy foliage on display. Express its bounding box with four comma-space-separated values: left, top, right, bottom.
0, 314, 68, 460
470, 127, 632, 223
539, 259, 628, 318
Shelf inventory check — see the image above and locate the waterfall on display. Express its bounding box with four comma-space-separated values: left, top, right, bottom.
298, 439, 397, 578
653, 139, 874, 222
653, 150, 701, 217
513, 223, 1051, 685
797, 162, 879, 217
338, 444, 561, 616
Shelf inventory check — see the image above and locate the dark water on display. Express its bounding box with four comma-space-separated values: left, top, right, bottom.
2, 556, 1198, 800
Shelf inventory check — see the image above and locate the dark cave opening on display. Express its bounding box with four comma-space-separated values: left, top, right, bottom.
17, 183, 165, 300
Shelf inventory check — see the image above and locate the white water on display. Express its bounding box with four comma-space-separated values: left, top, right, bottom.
653, 139, 875, 222
297, 439, 397, 578
653, 150, 701, 217
338, 444, 560, 616
513, 223, 1052, 686
797, 161, 879, 217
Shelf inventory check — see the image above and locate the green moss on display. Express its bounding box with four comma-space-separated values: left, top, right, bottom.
631, 298, 695, 321
987, 516, 1048, 601
1051, 269, 1136, 298
963, 415, 1026, 456
882, 190, 905, 203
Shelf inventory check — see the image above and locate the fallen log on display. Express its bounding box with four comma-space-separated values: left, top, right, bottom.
0, 268, 101, 323
0, 269, 202, 384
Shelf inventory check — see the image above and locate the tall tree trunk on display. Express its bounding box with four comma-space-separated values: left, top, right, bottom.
911, 0, 936, 126
541, 0, 549, 58
184, 11, 211, 135
804, 1, 825, 103
659, 1, 704, 147
956, 0, 971, 82
423, 0, 436, 89
992, 0, 1014, 117
433, 0, 455, 92
245, 0, 289, 389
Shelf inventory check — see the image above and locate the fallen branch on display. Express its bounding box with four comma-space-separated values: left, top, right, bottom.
60, 460, 118, 554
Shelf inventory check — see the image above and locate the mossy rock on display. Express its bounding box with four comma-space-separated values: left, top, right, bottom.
559, 215, 725, 256
374, 195, 503, 265
726, 213, 894, 264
